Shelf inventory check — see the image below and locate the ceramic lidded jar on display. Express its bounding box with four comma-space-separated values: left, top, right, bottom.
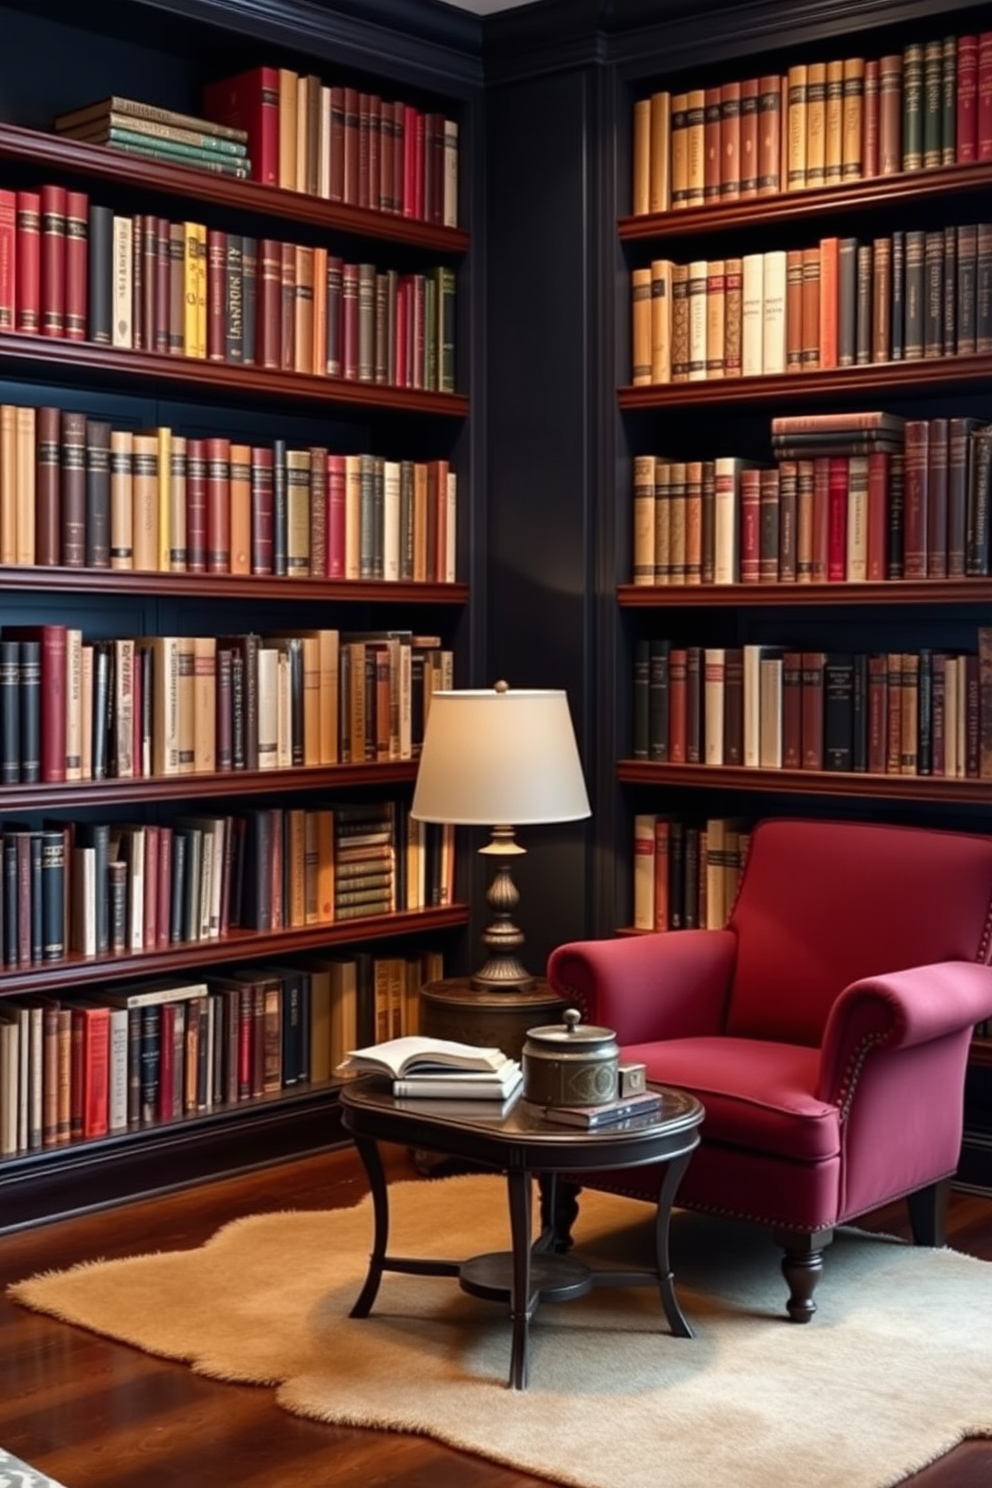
522, 1007, 620, 1107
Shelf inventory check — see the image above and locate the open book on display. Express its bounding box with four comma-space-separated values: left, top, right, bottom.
336, 1034, 511, 1080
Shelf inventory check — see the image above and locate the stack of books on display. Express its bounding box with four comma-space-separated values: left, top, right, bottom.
540, 1089, 664, 1129
53, 96, 251, 180
337, 1034, 522, 1101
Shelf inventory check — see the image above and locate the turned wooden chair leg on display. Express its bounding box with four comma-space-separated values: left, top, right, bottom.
907, 1178, 950, 1247
773, 1228, 834, 1322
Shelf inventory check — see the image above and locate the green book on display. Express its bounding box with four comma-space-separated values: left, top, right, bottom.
922, 39, 943, 168
72, 127, 250, 178
902, 42, 924, 171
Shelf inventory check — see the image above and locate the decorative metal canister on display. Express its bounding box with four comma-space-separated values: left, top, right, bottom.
522, 1007, 620, 1107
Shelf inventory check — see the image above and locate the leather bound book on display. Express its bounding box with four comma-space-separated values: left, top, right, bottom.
863, 59, 880, 177
926, 417, 949, 579
228, 443, 251, 575
855, 243, 872, 365
940, 37, 956, 167
930, 651, 947, 778
867, 653, 888, 774
885, 652, 903, 773
738, 78, 758, 197
204, 436, 231, 573
866, 449, 890, 582
739, 467, 761, 583
900, 653, 920, 775
250, 445, 274, 575
685, 646, 703, 764
887, 451, 906, 579
965, 425, 992, 577
785, 250, 803, 372
130, 432, 159, 572
224, 233, 244, 363
825, 59, 844, 184
922, 40, 942, 169
345, 88, 362, 207
109, 429, 133, 571
818, 236, 838, 369
131, 213, 145, 352
0, 639, 18, 783
723, 647, 744, 765
3, 625, 66, 782
781, 651, 802, 769
758, 75, 782, 195
0, 188, 13, 331
185, 437, 207, 573
88, 202, 113, 344
827, 456, 849, 581
327, 452, 346, 579
943, 223, 957, 357
39, 183, 66, 337
202, 66, 280, 187
800, 650, 826, 769
917, 649, 933, 776
965, 652, 981, 779
59, 409, 87, 568
704, 87, 722, 202
785, 65, 806, 189
153, 216, 170, 354
308, 445, 328, 578
272, 438, 288, 576
902, 42, 924, 170
206, 228, 227, 362
64, 189, 88, 342
837, 236, 857, 368
328, 85, 346, 203
778, 459, 797, 581
976, 223, 992, 353
257, 237, 281, 370
168, 435, 187, 572
903, 419, 930, 579
948, 417, 979, 579
805, 62, 826, 187
879, 54, 903, 174
16, 190, 40, 333
242, 235, 257, 365
293, 244, 315, 376
923, 230, 944, 357
84, 419, 112, 568
34, 405, 60, 567
871, 236, 891, 362
280, 241, 297, 371
824, 653, 854, 771
956, 36, 978, 163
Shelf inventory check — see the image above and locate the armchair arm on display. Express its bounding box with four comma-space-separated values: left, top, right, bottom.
817, 960, 992, 1104
547, 929, 737, 1044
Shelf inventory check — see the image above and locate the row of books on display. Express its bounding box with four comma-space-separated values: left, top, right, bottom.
631, 415, 992, 586
55, 96, 250, 180
0, 407, 458, 582
0, 801, 455, 969
632, 814, 751, 932
0, 192, 458, 391
201, 67, 459, 223
631, 222, 992, 386
632, 634, 992, 778
0, 950, 441, 1157
0, 624, 453, 785
631, 31, 992, 216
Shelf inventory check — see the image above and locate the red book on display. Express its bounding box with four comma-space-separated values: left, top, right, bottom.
185, 437, 207, 573
668, 647, 688, 763
343, 86, 360, 205
903, 420, 930, 580
810, 457, 831, 581
2, 624, 66, 781
204, 435, 232, 573
818, 236, 839, 371
257, 237, 281, 370
15, 190, 40, 333
327, 452, 346, 578
958, 36, 979, 163
0, 188, 16, 331
867, 653, 888, 774
653, 817, 670, 932
402, 104, 421, 219
866, 450, 890, 582
202, 66, 279, 187
979, 33, 992, 161
358, 92, 372, 210
206, 228, 227, 361
39, 183, 66, 338
75, 1003, 110, 1139
143, 823, 159, 949
250, 445, 274, 574
800, 651, 826, 769
64, 189, 88, 342
329, 86, 346, 203
926, 417, 949, 579
739, 467, 761, 583
827, 457, 848, 581
393, 275, 408, 386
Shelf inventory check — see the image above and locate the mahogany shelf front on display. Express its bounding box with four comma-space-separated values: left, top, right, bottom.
0, 121, 469, 253
0, 565, 468, 603
0, 904, 469, 1000
618, 161, 992, 243
618, 580, 992, 608
618, 760, 992, 805
0, 332, 469, 416
1, 761, 425, 811
618, 355, 992, 412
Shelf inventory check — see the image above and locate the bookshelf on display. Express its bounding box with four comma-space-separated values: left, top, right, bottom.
0, 0, 483, 1228
610, 0, 992, 1191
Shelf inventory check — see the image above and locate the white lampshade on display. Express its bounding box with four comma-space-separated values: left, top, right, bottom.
410, 686, 591, 826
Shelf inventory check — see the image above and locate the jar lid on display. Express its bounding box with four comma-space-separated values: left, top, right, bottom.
525, 1007, 617, 1049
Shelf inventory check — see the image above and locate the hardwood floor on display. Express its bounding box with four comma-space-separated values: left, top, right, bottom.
1, 1146, 991, 1488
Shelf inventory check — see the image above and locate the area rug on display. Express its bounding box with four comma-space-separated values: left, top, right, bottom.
8, 1175, 992, 1488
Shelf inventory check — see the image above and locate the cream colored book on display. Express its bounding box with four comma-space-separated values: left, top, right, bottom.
806, 61, 827, 187
112, 214, 132, 349
649, 90, 672, 213
632, 97, 651, 216
193, 636, 217, 773
761, 249, 787, 374
650, 259, 673, 382
741, 253, 764, 376
109, 428, 133, 569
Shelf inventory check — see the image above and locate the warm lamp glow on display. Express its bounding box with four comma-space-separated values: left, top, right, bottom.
411, 683, 591, 991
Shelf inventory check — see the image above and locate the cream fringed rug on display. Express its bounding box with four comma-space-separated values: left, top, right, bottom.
9, 1175, 992, 1488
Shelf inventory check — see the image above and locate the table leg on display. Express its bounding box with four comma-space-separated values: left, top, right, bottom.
654, 1150, 694, 1339
506, 1169, 534, 1390
349, 1132, 389, 1318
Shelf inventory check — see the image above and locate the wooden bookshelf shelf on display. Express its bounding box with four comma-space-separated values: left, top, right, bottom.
0, 331, 469, 415
618, 355, 992, 412
618, 760, 992, 804
0, 121, 470, 253
618, 161, 992, 243
617, 580, 992, 608
0, 566, 468, 603
0, 761, 424, 810
0, 904, 469, 999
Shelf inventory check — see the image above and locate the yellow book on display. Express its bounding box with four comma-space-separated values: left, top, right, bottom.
130, 432, 159, 572
229, 442, 251, 575
14, 405, 35, 566
632, 97, 651, 215
194, 223, 208, 358
0, 404, 17, 565
787, 63, 808, 189
312, 245, 328, 376
177, 635, 195, 775
649, 90, 672, 214
344, 453, 362, 580
285, 448, 312, 575
154, 425, 171, 572
671, 93, 689, 208
806, 61, 826, 187
192, 636, 216, 773
685, 87, 706, 206
842, 57, 865, 179
631, 266, 652, 384
649, 259, 673, 383
183, 223, 200, 357
287, 808, 307, 927
825, 60, 844, 184
278, 68, 298, 191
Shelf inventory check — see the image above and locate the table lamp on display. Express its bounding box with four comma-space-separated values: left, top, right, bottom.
410, 681, 591, 992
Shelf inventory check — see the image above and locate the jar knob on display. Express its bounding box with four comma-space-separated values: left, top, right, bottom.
563, 1008, 582, 1035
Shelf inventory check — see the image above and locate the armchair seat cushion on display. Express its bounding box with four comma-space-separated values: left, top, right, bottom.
629, 1037, 840, 1163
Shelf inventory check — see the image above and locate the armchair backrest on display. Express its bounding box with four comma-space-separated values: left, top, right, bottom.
725, 818, 992, 1046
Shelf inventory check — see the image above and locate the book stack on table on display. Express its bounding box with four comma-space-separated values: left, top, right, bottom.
53, 97, 251, 180
539, 1088, 665, 1129
337, 1035, 523, 1101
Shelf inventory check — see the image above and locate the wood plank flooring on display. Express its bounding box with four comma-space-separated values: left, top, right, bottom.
1, 1146, 991, 1488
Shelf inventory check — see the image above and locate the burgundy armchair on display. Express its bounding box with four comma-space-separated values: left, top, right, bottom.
547, 817, 992, 1321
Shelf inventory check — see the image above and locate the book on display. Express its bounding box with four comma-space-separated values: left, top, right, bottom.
538, 1089, 664, 1128
336, 1033, 510, 1079
392, 1063, 524, 1099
